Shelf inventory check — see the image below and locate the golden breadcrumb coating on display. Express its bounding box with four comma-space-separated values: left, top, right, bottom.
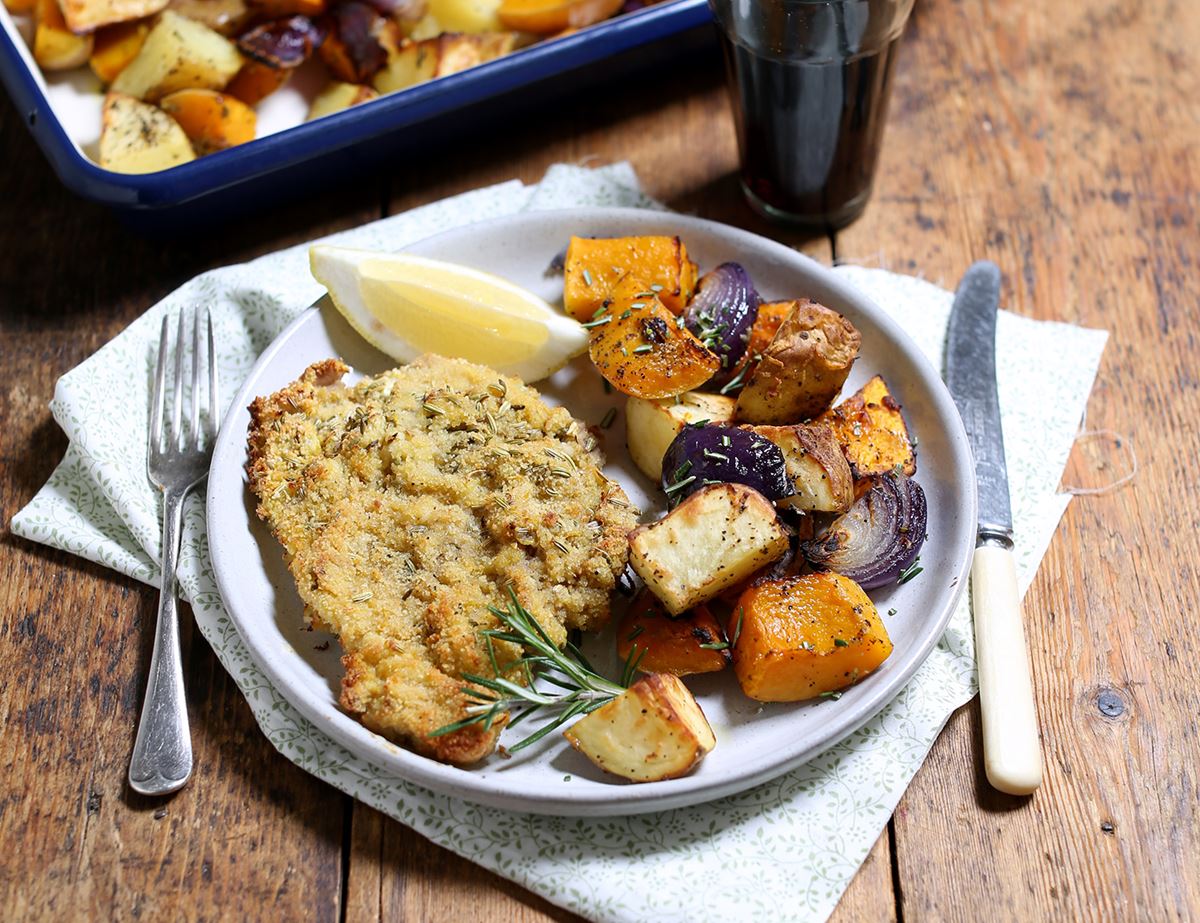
246, 355, 635, 764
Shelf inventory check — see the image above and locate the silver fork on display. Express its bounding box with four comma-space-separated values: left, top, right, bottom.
129, 309, 219, 796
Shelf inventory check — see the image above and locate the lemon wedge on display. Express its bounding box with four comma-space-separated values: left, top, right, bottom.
309, 245, 589, 382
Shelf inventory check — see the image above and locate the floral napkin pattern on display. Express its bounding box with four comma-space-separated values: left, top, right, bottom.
9, 163, 1108, 923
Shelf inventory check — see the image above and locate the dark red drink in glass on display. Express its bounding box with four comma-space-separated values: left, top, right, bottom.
710, 0, 914, 230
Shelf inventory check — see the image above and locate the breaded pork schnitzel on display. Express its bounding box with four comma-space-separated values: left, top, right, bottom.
246, 355, 636, 765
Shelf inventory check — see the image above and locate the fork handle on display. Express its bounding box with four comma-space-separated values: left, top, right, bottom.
129, 489, 193, 796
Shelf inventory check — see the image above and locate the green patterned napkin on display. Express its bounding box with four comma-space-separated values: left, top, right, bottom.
10, 164, 1107, 923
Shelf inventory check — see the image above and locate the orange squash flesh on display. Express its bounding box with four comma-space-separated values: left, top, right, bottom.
616, 595, 730, 677
563, 235, 698, 320
814, 375, 916, 479
730, 300, 792, 380
587, 275, 718, 399
732, 573, 892, 702
498, 0, 622, 34
249, 0, 327, 15
225, 58, 291, 104
159, 89, 257, 155
90, 20, 150, 84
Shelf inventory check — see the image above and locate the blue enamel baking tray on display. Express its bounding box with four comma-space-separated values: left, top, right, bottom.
0, 0, 713, 222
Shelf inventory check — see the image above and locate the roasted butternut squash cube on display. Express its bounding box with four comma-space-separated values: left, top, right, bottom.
159, 88, 256, 154
497, 0, 621, 34
90, 20, 150, 85
616, 595, 729, 676
732, 573, 893, 702
225, 58, 291, 104
588, 275, 718, 400
563, 235, 698, 320
34, 0, 94, 72
625, 390, 735, 480
729, 299, 791, 380
629, 482, 789, 615
563, 673, 715, 782
815, 375, 916, 478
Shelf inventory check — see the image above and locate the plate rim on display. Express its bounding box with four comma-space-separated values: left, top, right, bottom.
206, 206, 977, 816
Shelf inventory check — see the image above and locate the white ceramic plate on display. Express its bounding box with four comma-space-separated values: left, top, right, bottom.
206, 208, 977, 816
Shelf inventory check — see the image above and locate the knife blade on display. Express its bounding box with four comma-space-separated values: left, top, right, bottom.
945, 261, 1043, 796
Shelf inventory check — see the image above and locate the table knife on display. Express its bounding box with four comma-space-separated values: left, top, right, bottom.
944, 261, 1043, 796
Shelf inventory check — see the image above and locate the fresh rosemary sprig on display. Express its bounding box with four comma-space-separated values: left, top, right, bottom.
429, 591, 636, 753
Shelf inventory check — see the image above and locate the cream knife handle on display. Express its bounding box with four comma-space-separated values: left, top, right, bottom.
972, 543, 1043, 795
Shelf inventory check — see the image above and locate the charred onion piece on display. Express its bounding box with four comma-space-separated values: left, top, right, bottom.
319, 0, 392, 83
684, 262, 760, 383
661, 424, 792, 505
238, 16, 325, 68
802, 473, 927, 589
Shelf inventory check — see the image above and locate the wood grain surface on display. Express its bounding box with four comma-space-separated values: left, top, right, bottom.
1, 0, 1196, 919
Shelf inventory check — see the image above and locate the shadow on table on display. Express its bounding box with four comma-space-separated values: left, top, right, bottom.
966, 699, 1037, 813
666, 172, 836, 256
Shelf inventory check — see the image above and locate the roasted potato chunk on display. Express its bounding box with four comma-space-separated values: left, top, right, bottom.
616, 594, 730, 677
34, 0, 94, 72
563, 235, 698, 320
112, 11, 244, 103
625, 391, 736, 481
61, 0, 168, 36
743, 423, 854, 513
159, 88, 256, 154
168, 0, 252, 35
814, 375, 916, 479
99, 92, 195, 174
734, 299, 861, 425
563, 673, 716, 782
428, 0, 501, 33
629, 482, 789, 615
588, 276, 718, 400
307, 81, 378, 119
373, 32, 514, 93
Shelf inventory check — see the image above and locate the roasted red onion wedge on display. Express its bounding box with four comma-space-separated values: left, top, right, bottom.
684, 262, 760, 383
238, 16, 325, 68
661, 424, 792, 505
802, 473, 927, 589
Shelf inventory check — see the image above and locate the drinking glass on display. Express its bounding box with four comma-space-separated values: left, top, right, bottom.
709, 0, 915, 230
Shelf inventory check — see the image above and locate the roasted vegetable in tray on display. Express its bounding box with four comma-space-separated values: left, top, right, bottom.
15, 0, 668, 172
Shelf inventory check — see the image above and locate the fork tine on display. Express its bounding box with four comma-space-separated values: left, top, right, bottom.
172, 309, 186, 451
190, 308, 202, 447
149, 316, 169, 456
207, 309, 220, 439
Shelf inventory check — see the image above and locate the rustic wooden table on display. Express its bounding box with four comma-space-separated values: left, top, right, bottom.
2, 0, 1197, 918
